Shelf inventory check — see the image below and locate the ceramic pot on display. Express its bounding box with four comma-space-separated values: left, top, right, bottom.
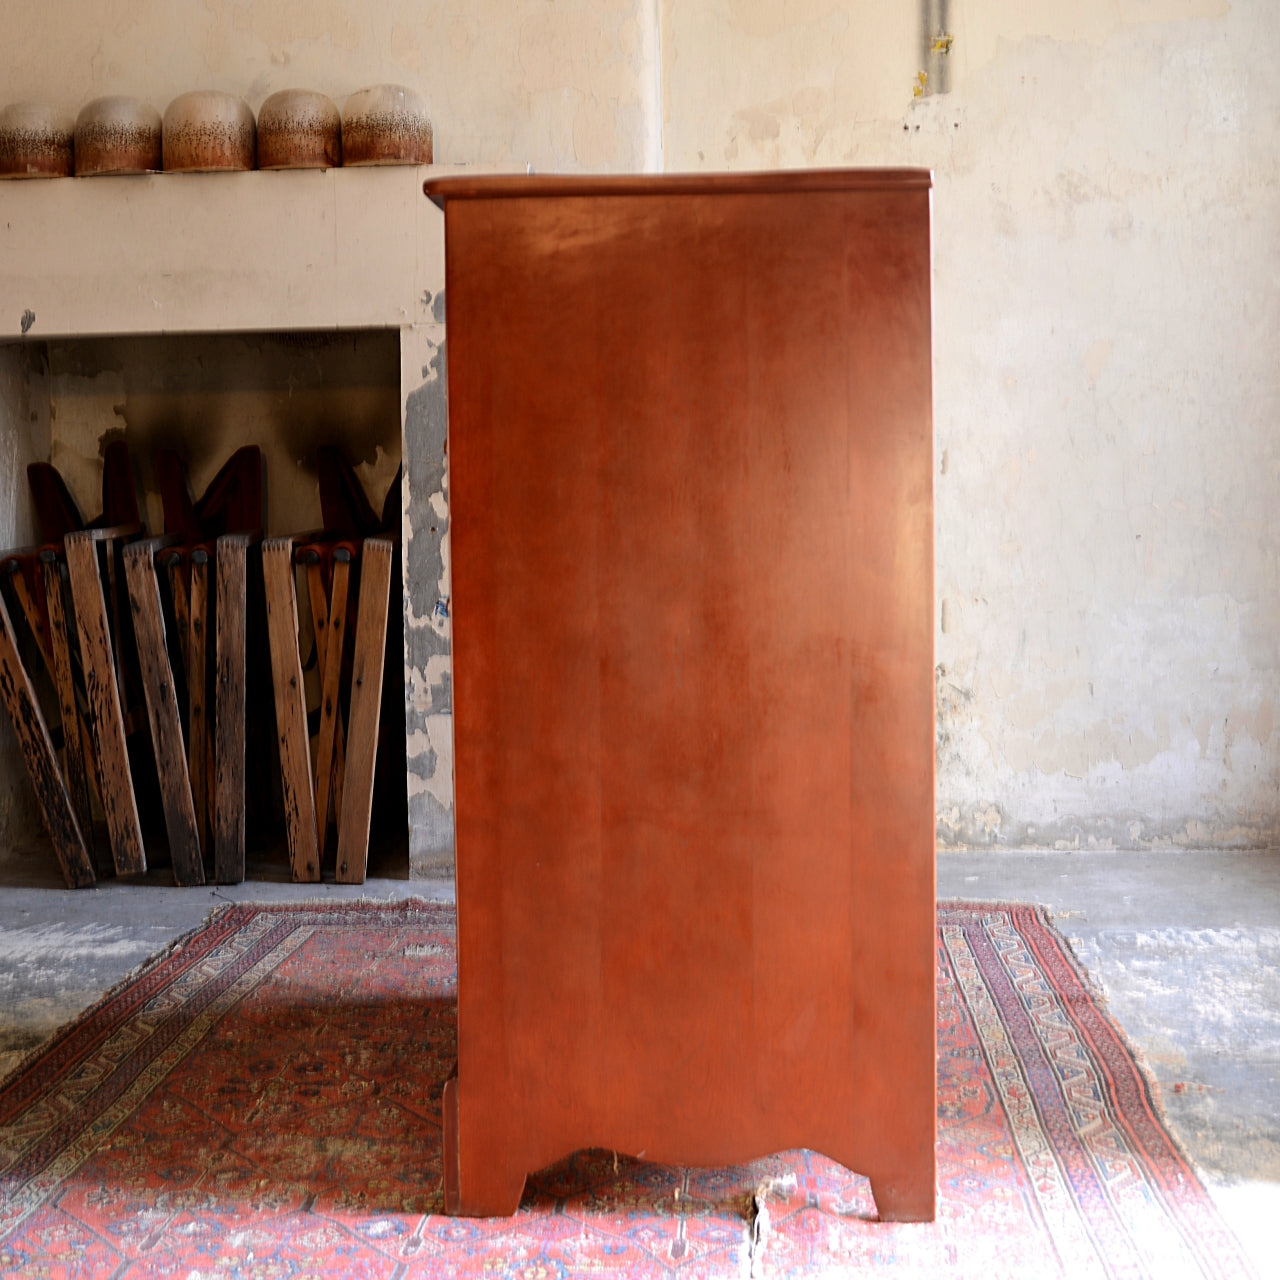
75, 96, 162, 175
257, 89, 341, 169
0, 102, 74, 178
342, 84, 432, 166
163, 91, 255, 172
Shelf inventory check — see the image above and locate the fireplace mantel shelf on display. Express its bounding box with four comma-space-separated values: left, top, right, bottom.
0, 165, 471, 341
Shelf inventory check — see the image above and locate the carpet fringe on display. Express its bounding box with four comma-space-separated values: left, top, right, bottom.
743, 1173, 795, 1280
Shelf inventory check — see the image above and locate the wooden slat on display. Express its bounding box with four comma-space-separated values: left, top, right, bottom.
103, 539, 128, 695
213, 534, 248, 884
39, 552, 95, 862
188, 551, 210, 857
7, 570, 53, 677
0, 589, 95, 888
313, 552, 350, 850
303, 554, 348, 839
305, 560, 328, 668
335, 537, 392, 884
123, 538, 203, 886
330, 696, 347, 840
65, 530, 146, 876
161, 552, 191, 677
263, 537, 320, 882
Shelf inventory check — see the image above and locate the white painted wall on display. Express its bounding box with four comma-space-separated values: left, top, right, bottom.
0, 0, 661, 172
0, 0, 1276, 852
668, 0, 1280, 850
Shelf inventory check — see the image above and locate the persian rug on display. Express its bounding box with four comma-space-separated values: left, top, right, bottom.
0, 899, 1254, 1279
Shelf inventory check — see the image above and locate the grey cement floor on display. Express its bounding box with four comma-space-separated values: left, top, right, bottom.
0, 843, 1276, 1274
939, 848, 1280, 1276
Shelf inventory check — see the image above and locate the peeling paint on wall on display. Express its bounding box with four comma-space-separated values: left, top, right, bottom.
400, 316, 454, 874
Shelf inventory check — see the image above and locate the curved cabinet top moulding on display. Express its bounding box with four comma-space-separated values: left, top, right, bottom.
424, 167, 933, 207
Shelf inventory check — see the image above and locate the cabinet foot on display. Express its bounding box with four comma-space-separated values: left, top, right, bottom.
441, 1075, 528, 1217
868, 1169, 936, 1223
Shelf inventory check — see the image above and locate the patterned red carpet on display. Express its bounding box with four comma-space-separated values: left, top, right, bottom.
0, 899, 1253, 1278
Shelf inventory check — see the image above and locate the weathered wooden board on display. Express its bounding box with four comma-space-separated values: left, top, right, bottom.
0, 588, 95, 888
188, 551, 210, 858
335, 538, 392, 884
262, 537, 320, 882
214, 534, 248, 884
39, 551, 96, 864
313, 552, 350, 852
123, 537, 203, 886
330, 535, 389, 885
65, 528, 146, 877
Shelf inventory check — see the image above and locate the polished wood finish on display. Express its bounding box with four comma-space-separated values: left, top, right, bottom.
0, 588, 95, 888
425, 168, 933, 204
65, 526, 146, 877
335, 537, 392, 884
123, 536, 204, 885
214, 534, 248, 884
262, 537, 321, 882
430, 170, 937, 1221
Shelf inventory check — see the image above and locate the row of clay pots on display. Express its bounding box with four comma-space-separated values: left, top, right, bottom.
0, 85, 432, 178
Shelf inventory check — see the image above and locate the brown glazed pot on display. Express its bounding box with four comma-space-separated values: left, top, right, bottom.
257, 89, 341, 169
75, 97, 162, 175
163, 91, 256, 172
0, 102, 74, 178
342, 84, 432, 166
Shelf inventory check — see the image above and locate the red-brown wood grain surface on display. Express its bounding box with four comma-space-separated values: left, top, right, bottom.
427, 171, 936, 1222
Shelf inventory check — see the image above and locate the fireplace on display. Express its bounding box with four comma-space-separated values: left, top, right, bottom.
0, 164, 460, 876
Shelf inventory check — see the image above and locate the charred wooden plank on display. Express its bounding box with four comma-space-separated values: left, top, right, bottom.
263, 537, 320, 882
123, 537, 203, 886
0, 589, 94, 887
159, 548, 191, 680
300, 549, 347, 847
38, 550, 96, 863
4, 566, 53, 678
188, 549, 210, 858
66, 528, 145, 877
335, 537, 392, 884
304, 558, 328, 670
313, 549, 350, 851
214, 534, 248, 884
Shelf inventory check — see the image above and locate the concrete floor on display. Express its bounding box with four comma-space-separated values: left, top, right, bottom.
0, 843, 1276, 1274
939, 848, 1280, 1275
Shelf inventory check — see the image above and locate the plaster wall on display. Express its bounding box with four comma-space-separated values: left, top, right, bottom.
39, 332, 401, 540
662, 0, 1280, 850
0, 0, 661, 173
1, 0, 1276, 854
0, 167, 456, 874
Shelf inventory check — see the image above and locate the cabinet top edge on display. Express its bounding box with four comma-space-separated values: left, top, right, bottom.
424, 168, 933, 207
